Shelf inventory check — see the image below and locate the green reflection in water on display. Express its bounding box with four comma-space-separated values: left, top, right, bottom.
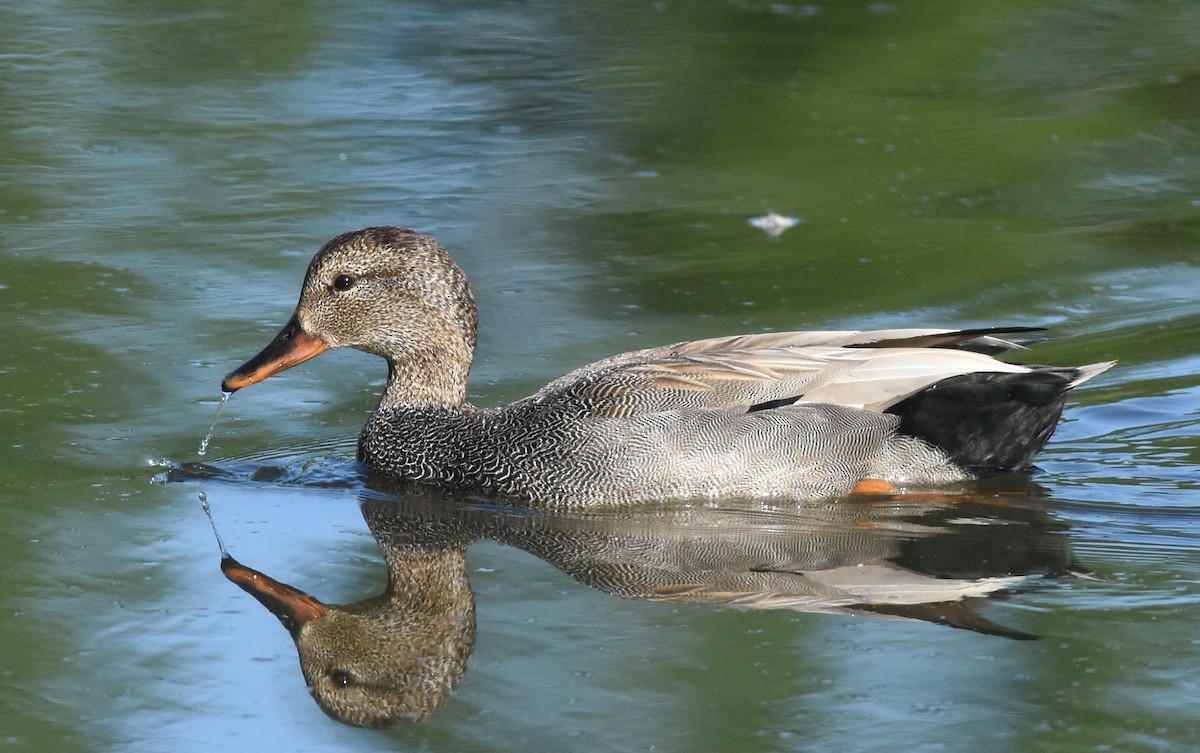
547, 1, 1200, 333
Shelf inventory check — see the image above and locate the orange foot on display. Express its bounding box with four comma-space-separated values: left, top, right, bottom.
849, 478, 895, 495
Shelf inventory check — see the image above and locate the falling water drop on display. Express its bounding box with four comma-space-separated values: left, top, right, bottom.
198, 391, 231, 457
199, 491, 230, 558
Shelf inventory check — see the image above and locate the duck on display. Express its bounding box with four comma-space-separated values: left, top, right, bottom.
221, 226, 1112, 506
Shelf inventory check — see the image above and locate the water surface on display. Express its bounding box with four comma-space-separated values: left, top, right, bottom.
2, 1, 1199, 751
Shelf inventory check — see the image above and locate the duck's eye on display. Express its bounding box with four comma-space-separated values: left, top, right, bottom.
330, 668, 357, 689
332, 274, 357, 292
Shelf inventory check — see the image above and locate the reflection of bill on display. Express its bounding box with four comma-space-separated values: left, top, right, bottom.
217, 487, 1082, 728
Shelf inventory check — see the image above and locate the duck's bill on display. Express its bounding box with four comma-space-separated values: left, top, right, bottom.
221, 314, 328, 392
221, 555, 327, 636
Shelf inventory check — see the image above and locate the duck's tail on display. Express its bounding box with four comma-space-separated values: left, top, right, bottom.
1068, 360, 1117, 388
886, 361, 1115, 475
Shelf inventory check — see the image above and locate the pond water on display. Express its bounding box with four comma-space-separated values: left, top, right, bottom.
3, 1, 1199, 751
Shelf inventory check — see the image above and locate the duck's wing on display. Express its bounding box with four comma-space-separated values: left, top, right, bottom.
532, 327, 1050, 419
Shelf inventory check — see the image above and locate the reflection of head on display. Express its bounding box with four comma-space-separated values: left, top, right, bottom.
222, 535, 476, 727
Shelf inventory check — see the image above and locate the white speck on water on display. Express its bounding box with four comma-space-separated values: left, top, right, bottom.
749, 211, 802, 238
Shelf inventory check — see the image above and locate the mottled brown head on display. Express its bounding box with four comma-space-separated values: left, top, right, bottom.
223, 227, 479, 405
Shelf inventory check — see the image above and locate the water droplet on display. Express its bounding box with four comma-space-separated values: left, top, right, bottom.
198, 392, 231, 457
199, 491, 229, 557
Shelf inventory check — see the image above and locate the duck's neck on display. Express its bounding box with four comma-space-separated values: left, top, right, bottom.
383, 548, 473, 613
379, 352, 472, 409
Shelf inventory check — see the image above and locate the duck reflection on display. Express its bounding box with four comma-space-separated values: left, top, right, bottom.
221, 485, 1081, 728
221, 508, 475, 728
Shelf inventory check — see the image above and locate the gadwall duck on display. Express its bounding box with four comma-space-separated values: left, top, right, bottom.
222, 227, 1112, 505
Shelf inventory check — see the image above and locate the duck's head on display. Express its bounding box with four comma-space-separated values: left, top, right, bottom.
222, 227, 478, 403
221, 553, 476, 727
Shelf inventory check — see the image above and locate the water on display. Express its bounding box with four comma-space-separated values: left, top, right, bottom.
198, 492, 228, 558
2, 1, 1199, 751
197, 393, 230, 458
